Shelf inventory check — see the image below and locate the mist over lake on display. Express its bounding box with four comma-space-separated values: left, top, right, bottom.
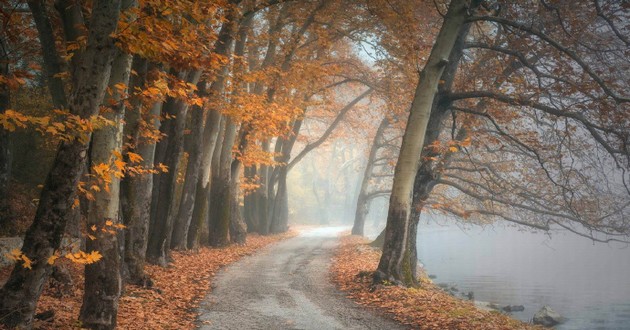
415, 215, 630, 330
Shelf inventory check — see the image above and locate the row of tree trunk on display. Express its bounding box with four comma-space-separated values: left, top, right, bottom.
0, 0, 381, 327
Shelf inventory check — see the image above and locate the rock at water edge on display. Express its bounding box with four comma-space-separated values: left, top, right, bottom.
533, 305, 564, 327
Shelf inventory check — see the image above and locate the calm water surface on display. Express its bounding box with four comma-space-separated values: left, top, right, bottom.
414, 216, 630, 330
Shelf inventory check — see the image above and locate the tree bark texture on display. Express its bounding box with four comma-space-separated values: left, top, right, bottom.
206, 118, 226, 246
146, 70, 200, 265
375, 0, 473, 286
79, 47, 133, 330
0, 1, 121, 327
269, 168, 289, 233
185, 5, 240, 248
173, 5, 241, 249
120, 58, 160, 285
186, 112, 221, 249
209, 117, 238, 247
170, 83, 206, 250
228, 158, 247, 244
0, 33, 12, 229
243, 166, 258, 233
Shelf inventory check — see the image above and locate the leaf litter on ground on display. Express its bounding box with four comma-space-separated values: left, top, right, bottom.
330, 235, 544, 330
0, 231, 295, 329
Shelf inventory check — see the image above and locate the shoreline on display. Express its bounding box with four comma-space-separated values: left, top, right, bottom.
331, 235, 544, 329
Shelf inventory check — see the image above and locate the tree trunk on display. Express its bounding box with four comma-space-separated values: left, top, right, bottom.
148, 69, 192, 239
228, 158, 247, 244
225, 16, 252, 244
0, 33, 12, 229
186, 5, 240, 248
170, 82, 206, 250
352, 195, 369, 236
255, 141, 271, 234
0, 1, 121, 327
173, 4, 241, 249
269, 168, 289, 233
268, 116, 302, 233
352, 118, 389, 236
79, 47, 132, 330
209, 117, 238, 247
369, 229, 385, 248
375, 0, 473, 286
119, 59, 160, 285
147, 70, 201, 265
206, 117, 226, 246
243, 166, 258, 232
186, 111, 221, 249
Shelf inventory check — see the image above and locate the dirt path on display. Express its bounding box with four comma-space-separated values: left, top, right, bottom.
196, 227, 405, 330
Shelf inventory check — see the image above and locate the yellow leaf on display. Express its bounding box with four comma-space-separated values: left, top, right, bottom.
448, 146, 458, 152
21, 255, 32, 269
157, 163, 168, 172
113, 83, 127, 92
127, 152, 143, 163
47, 254, 59, 265
93, 163, 110, 176
90, 225, 97, 232
105, 220, 113, 226
6, 248, 22, 261
114, 159, 126, 171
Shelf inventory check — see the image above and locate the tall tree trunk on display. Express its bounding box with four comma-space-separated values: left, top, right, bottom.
226, 15, 251, 244
375, 0, 474, 286
186, 112, 222, 249
0, 1, 121, 327
170, 82, 206, 250
268, 116, 302, 233
207, 118, 226, 245
255, 141, 271, 234
79, 46, 133, 330
352, 118, 389, 236
269, 168, 289, 233
243, 166, 258, 232
185, 3, 240, 248
147, 70, 201, 265
402, 25, 519, 286
228, 155, 247, 244
0, 33, 12, 228
209, 118, 238, 247
120, 59, 160, 285
172, 3, 242, 249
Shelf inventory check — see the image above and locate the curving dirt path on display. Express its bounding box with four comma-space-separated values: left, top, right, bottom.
196, 227, 405, 330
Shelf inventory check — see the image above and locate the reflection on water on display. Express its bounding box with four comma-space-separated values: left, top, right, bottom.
415, 216, 630, 330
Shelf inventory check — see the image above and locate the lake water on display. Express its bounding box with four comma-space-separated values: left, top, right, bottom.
413, 216, 630, 330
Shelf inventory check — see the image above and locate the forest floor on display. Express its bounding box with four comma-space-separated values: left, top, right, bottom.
0, 231, 294, 329
197, 227, 405, 330
331, 235, 544, 329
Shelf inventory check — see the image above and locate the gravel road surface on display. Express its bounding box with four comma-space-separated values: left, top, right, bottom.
196, 227, 405, 330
